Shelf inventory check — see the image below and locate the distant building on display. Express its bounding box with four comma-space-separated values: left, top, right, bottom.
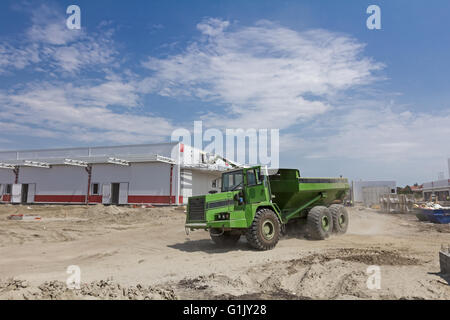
420, 159, 450, 202
410, 184, 423, 197
352, 180, 396, 204
422, 180, 450, 202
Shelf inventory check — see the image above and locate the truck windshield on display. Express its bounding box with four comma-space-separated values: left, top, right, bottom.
222, 170, 244, 192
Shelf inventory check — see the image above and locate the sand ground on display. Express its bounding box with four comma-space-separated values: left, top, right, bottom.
0, 204, 449, 300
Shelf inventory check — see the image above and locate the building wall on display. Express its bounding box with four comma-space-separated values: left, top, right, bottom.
0, 162, 181, 205
361, 186, 391, 207
181, 144, 203, 165
180, 169, 193, 204
192, 171, 221, 196
423, 179, 450, 201
352, 181, 396, 203
180, 169, 222, 204
91, 162, 180, 204
423, 179, 450, 190
0, 169, 15, 202
19, 165, 88, 203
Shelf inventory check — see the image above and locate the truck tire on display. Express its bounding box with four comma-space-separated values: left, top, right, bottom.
329, 204, 349, 234
307, 206, 333, 240
245, 208, 281, 250
210, 229, 241, 247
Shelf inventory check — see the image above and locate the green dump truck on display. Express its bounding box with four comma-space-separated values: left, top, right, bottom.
185, 166, 350, 250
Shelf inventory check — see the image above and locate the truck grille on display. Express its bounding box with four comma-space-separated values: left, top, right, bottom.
188, 197, 205, 221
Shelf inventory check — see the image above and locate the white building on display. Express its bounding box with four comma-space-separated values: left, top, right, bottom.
352, 180, 397, 203
0, 142, 234, 205
420, 158, 450, 201
422, 179, 450, 201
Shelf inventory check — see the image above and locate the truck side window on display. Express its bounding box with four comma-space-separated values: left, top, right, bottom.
255, 168, 262, 184
247, 170, 257, 186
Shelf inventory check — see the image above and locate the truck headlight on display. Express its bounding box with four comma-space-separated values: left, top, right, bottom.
216, 213, 230, 220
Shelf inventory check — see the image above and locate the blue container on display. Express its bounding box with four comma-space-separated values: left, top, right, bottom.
416, 208, 450, 224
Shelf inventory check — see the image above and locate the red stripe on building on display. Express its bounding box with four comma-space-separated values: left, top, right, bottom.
1, 194, 184, 204
128, 195, 183, 204
34, 195, 86, 203
88, 195, 102, 203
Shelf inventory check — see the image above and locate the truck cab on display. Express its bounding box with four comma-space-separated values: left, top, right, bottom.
185, 166, 275, 231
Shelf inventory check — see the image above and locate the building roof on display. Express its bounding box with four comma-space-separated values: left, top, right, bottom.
410, 185, 423, 192
422, 179, 450, 190
0, 142, 240, 171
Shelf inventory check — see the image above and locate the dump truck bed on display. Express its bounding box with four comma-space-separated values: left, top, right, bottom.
269, 169, 349, 218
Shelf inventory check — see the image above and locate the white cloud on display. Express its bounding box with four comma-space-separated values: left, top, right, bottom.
282, 107, 450, 162
141, 18, 383, 129
0, 4, 116, 74
279, 106, 450, 183
27, 15, 80, 45
0, 43, 41, 72
0, 81, 173, 144
0, 4, 173, 145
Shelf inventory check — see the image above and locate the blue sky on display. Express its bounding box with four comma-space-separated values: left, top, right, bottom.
0, 0, 449, 185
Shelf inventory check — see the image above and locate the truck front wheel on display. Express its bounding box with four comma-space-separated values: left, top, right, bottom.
307, 206, 333, 240
210, 229, 241, 247
246, 208, 281, 250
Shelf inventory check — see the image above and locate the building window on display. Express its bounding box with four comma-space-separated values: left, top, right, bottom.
212, 179, 221, 188
5, 184, 12, 194
92, 183, 100, 195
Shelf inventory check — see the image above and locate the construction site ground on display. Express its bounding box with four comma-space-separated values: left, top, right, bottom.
0, 204, 449, 300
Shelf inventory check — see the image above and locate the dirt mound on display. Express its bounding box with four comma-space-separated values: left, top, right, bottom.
287, 248, 420, 267
417, 222, 450, 234
170, 247, 425, 300
0, 205, 185, 247
214, 289, 306, 300
0, 278, 177, 300
335, 248, 420, 266
0, 278, 30, 290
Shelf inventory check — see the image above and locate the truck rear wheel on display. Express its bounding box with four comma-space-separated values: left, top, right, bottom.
246, 208, 281, 250
307, 206, 333, 240
329, 204, 349, 234
210, 229, 241, 247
